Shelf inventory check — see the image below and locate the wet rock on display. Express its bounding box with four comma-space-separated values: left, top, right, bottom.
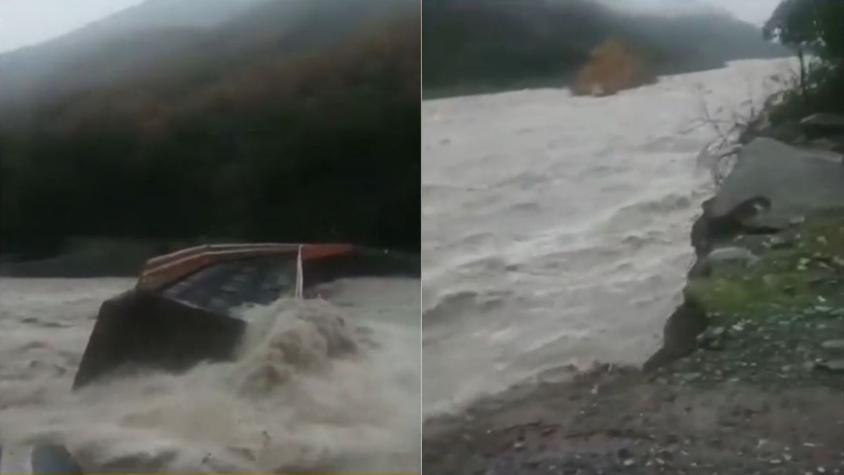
768, 235, 794, 249
800, 113, 844, 138
691, 196, 774, 256
681, 372, 701, 382
820, 340, 844, 351
758, 120, 804, 143
807, 137, 844, 155
692, 244, 763, 277
697, 326, 726, 350
814, 359, 844, 372
644, 298, 707, 371
709, 139, 844, 231
704, 247, 759, 267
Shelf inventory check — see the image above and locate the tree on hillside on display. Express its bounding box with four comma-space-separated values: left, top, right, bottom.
764, 0, 844, 97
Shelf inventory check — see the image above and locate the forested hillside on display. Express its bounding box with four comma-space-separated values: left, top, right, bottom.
423, 0, 786, 97
0, 0, 420, 257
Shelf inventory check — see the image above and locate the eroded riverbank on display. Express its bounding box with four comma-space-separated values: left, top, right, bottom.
422, 59, 796, 415
424, 100, 844, 474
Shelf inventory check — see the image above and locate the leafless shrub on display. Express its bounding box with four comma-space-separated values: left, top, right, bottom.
687, 72, 796, 186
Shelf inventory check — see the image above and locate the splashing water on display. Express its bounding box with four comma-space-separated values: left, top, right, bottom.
0, 276, 420, 473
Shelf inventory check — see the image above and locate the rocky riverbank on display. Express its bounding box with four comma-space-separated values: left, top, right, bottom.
423, 116, 844, 474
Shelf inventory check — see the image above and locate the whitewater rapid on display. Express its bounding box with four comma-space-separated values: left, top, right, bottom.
422, 58, 796, 415
0, 276, 420, 473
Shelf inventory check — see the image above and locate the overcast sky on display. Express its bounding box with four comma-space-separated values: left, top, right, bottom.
0, 0, 143, 54
607, 0, 782, 25
0, 0, 783, 55
706, 0, 781, 25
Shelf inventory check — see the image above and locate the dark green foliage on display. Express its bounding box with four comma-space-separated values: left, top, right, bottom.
0, 14, 420, 255
764, 0, 844, 59
762, 0, 844, 119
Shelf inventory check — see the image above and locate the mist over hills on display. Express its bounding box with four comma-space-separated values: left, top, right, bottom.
423, 0, 787, 97
0, 0, 413, 127
0, 0, 420, 255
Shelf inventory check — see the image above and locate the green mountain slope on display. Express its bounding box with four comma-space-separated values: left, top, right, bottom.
423, 0, 786, 97
0, 0, 420, 255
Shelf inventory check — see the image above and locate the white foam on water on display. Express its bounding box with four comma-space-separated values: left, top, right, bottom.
422, 58, 797, 415
0, 276, 420, 473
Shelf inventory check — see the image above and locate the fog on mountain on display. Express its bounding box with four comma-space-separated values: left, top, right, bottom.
422, 0, 787, 97
0, 0, 420, 259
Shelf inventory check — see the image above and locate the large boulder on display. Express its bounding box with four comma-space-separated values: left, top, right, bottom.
690, 196, 774, 255
691, 138, 844, 254
709, 138, 844, 226
704, 246, 759, 267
